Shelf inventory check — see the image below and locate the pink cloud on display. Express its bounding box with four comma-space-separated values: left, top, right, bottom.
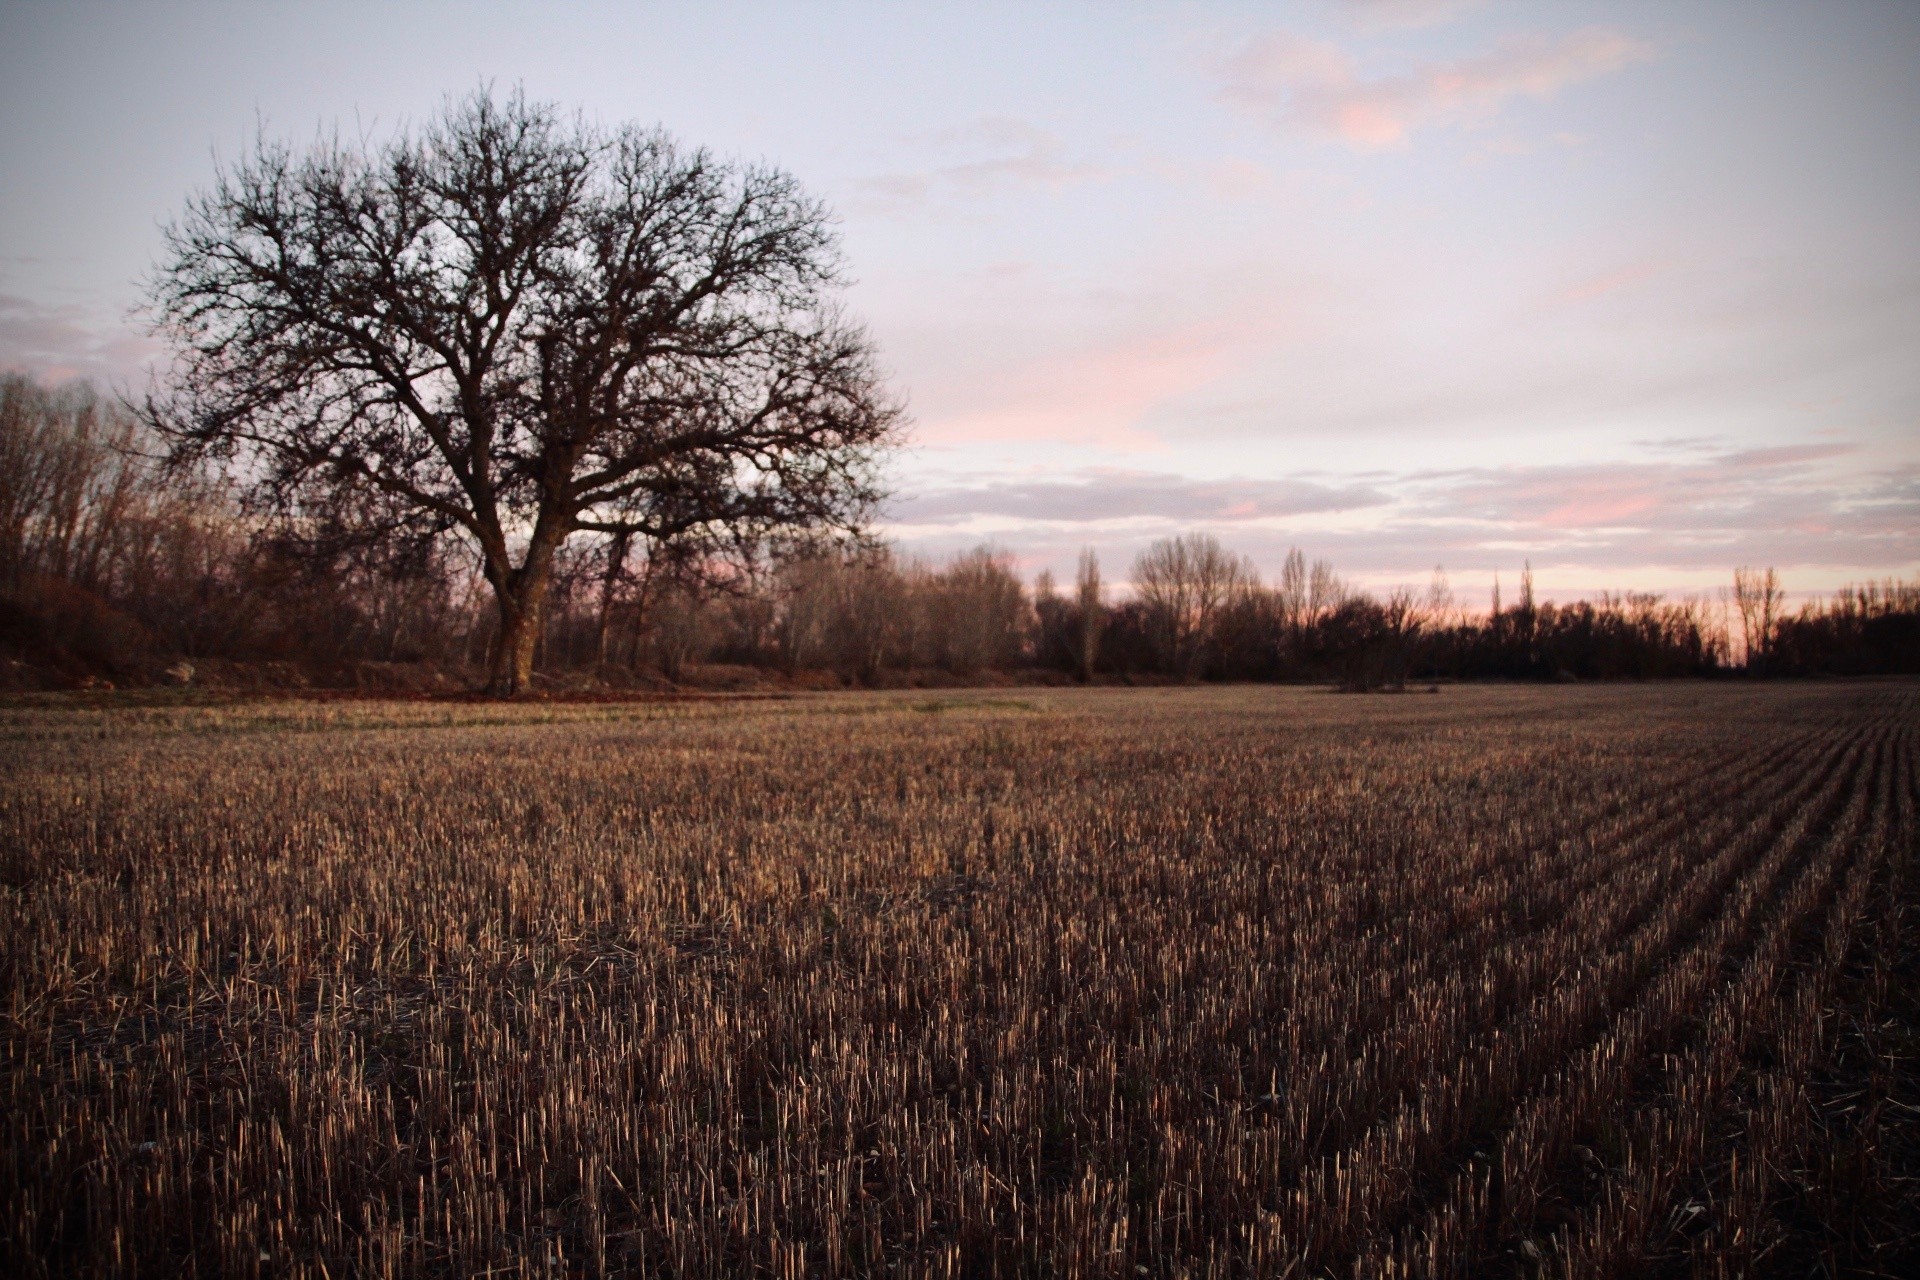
1559, 260, 1664, 304
1720, 443, 1856, 468
918, 324, 1238, 450
1220, 26, 1657, 150
1405, 445, 1897, 559
1538, 491, 1659, 529
891, 259, 1326, 453
888, 451, 1919, 596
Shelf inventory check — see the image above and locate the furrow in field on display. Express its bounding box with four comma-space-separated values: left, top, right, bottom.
1276, 718, 1878, 1274
1124, 721, 1858, 1266
968, 717, 1827, 1243
1547, 721, 1898, 1277
1669, 714, 1915, 1276
1360, 714, 1895, 1277
1287, 721, 1839, 1146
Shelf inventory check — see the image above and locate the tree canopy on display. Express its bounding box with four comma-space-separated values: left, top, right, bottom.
147, 89, 902, 693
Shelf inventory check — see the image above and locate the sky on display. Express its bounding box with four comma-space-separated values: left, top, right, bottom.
2, 0, 1916, 603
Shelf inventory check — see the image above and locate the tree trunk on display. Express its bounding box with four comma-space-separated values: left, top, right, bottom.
485, 534, 562, 696
488, 592, 542, 696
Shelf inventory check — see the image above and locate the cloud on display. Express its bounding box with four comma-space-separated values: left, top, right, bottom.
1219, 26, 1656, 149
0, 293, 158, 385
857, 118, 1109, 205
1340, 0, 1489, 34
884, 443, 1918, 591
1557, 259, 1665, 305
1718, 443, 1856, 469
913, 322, 1243, 450
879, 249, 1349, 455
1387, 444, 1913, 569
889, 469, 1390, 525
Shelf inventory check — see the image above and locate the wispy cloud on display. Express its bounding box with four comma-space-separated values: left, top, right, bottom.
1218, 26, 1656, 149
1716, 443, 1857, 469
885, 443, 1918, 588
889, 257, 1328, 451
1556, 259, 1666, 305
914, 322, 1243, 450
857, 118, 1109, 205
1388, 444, 1909, 567
890, 469, 1389, 525
0, 294, 157, 385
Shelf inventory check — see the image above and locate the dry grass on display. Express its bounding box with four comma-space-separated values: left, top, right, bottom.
3, 682, 1916, 1277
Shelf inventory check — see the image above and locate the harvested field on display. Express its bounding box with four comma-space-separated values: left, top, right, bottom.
3, 683, 1917, 1277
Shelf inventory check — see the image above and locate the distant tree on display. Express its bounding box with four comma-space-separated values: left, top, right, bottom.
1732, 565, 1784, 671
592, 530, 634, 668
1423, 566, 1456, 631
1772, 577, 1920, 676
933, 548, 1028, 674
1211, 581, 1282, 680
646, 580, 713, 683
1316, 588, 1427, 691
1132, 533, 1258, 676
1307, 556, 1345, 624
1075, 549, 1104, 680
147, 89, 902, 694
775, 553, 838, 675
1275, 548, 1308, 637
1270, 546, 1343, 673
1030, 567, 1074, 674
0, 377, 149, 601
1319, 596, 1391, 690
1515, 561, 1538, 644
830, 546, 905, 683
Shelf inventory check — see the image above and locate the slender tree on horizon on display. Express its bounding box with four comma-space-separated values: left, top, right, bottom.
1075, 547, 1103, 680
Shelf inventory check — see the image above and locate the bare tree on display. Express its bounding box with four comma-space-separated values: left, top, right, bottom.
1033, 568, 1057, 614
775, 553, 837, 675
832, 546, 904, 683
1422, 565, 1457, 632
1306, 556, 1345, 626
1515, 560, 1538, 643
147, 89, 902, 694
1132, 533, 1259, 676
1275, 548, 1308, 636
0, 377, 151, 599
1732, 565, 1783, 669
1075, 548, 1103, 680
933, 548, 1027, 674
646, 580, 714, 683
592, 529, 633, 668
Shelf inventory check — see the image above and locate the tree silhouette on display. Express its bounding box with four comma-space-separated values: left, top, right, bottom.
147, 89, 901, 694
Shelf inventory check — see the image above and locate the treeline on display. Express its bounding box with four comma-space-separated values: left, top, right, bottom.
0, 377, 477, 686
2, 374, 1914, 690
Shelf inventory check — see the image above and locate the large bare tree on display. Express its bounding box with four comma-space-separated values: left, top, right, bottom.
147, 90, 902, 694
